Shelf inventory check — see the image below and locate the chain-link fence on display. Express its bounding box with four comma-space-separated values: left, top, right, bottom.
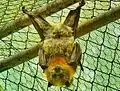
0, 0, 120, 91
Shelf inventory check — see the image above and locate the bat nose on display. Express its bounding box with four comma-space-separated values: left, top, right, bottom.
54, 66, 61, 73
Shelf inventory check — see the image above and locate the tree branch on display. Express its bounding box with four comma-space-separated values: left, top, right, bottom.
0, 6, 120, 72
0, 43, 42, 72
0, 0, 81, 40
76, 6, 120, 37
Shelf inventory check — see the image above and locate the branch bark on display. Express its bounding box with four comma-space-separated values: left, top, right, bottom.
76, 6, 120, 37
0, 43, 42, 72
0, 0, 81, 40
0, 5, 120, 72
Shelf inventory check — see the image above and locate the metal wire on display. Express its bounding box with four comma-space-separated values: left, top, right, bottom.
0, 0, 120, 91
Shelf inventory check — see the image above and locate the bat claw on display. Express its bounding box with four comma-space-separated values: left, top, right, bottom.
79, 0, 85, 7
48, 82, 52, 87
22, 6, 27, 14
41, 65, 48, 70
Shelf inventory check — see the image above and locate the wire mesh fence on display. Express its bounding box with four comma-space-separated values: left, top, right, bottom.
0, 0, 120, 91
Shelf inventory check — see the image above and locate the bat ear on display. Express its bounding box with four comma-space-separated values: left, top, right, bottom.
69, 43, 84, 71
22, 6, 52, 41
48, 82, 52, 87
63, 0, 85, 37
63, 6, 81, 29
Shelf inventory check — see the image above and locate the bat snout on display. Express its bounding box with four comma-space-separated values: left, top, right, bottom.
54, 66, 61, 73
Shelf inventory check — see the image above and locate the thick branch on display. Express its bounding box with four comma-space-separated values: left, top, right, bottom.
0, 6, 120, 72
0, 43, 42, 72
76, 6, 120, 37
0, 0, 81, 40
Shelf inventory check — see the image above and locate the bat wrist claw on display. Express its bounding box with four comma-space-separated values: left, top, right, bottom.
41, 65, 48, 70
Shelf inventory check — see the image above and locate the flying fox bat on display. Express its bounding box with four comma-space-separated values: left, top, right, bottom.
22, 0, 85, 87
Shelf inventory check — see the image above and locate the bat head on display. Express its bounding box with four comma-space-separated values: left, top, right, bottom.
44, 56, 75, 86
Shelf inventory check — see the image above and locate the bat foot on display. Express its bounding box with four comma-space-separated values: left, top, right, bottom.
48, 82, 52, 87
22, 6, 27, 14
79, 0, 85, 7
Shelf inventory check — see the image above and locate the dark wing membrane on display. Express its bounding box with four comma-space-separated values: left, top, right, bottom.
38, 48, 48, 69
63, 6, 81, 30
64, 0, 85, 38
22, 6, 52, 41
69, 43, 84, 71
